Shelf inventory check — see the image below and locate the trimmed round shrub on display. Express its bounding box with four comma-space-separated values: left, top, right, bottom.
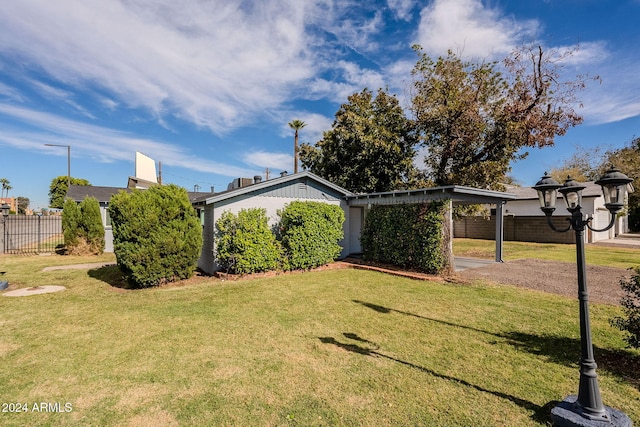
109, 184, 203, 288
278, 201, 344, 270
215, 208, 284, 274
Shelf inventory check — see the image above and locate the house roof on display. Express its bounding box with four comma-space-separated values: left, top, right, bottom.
66, 185, 128, 202
345, 185, 517, 206
67, 184, 211, 204
506, 181, 603, 201
192, 171, 355, 205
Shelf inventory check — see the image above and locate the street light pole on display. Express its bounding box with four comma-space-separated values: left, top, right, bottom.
534, 168, 633, 427
44, 144, 71, 189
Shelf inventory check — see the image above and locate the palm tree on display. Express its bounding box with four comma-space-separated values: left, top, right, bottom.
288, 120, 306, 174
0, 178, 10, 199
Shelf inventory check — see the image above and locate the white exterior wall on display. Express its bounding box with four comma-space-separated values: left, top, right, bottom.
198, 195, 352, 275
98, 202, 114, 252
503, 196, 619, 243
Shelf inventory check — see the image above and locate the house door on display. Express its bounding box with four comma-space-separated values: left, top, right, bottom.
349, 207, 364, 254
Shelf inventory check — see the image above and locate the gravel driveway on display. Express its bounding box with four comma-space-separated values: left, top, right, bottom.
457, 258, 633, 305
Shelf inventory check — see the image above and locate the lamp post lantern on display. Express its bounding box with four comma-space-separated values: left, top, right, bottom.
44, 144, 71, 189
533, 167, 633, 427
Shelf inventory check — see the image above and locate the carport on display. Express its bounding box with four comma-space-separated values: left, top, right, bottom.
345, 185, 517, 262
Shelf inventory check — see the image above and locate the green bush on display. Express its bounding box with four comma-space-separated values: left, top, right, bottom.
62, 196, 104, 254
278, 201, 344, 270
109, 185, 203, 288
62, 197, 80, 248
79, 197, 105, 254
215, 208, 284, 274
361, 202, 446, 274
611, 267, 640, 349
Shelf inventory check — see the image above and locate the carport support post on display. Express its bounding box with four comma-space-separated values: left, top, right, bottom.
495, 201, 505, 262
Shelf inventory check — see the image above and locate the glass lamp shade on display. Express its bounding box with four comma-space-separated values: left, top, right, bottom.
533, 173, 562, 214
1, 204, 9, 216
558, 177, 586, 212
595, 166, 633, 213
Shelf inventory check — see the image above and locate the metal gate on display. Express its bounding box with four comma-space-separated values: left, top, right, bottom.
1, 215, 64, 255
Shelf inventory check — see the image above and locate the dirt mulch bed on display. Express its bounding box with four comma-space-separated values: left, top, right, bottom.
457, 258, 633, 305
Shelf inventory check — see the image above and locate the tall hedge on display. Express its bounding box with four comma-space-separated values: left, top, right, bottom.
278, 201, 345, 270
79, 196, 105, 254
215, 208, 283, 274
62, 197, 80, 248
109, 184, 203, 288
62, 196, 104, 255
360, 201, 447, 274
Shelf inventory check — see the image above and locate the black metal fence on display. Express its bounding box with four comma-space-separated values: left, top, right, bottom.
1, 216, 63, 255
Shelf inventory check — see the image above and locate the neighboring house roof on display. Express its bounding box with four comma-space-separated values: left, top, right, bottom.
67, 185, 128, 203
67, 184, 213, 204
506, 181, 603, 201
346, 185, 516, 206
193, 171, 355, 206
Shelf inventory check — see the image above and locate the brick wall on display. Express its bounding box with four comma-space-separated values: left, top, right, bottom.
454, 216, 576, 244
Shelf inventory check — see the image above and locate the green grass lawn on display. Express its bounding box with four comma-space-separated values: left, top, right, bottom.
0, 253, 639, 426
453, 238, 640, 269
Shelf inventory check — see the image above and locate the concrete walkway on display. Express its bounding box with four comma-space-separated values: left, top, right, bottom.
592, 233, 640, 249
41, 262, 116, 272
453, 257, 497, 272
3, 285, 66, 297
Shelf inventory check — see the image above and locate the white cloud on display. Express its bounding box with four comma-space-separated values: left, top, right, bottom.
277, 112, 333, 142
0, 103, 250, 177
0, 82, 27, 103
387, 0, 416, 21
242, 151, 293, 172
415, 0, 538, 59
0, 0, 318, 135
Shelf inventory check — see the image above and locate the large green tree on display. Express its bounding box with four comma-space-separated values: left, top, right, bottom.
412, 45, 587, 190
300, 88, 421, 193
48, 176, 90, 209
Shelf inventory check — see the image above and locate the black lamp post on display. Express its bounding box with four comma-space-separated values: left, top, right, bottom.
533, 167, 634, 427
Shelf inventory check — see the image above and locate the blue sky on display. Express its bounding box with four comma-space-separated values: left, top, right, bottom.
1, 0, 639, 210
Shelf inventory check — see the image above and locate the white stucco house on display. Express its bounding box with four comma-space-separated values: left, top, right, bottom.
191, 171, 359, 275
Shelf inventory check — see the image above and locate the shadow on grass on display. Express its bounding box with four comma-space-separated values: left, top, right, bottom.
88, 264, 130, 289
319, 333, 557, 424
353, 300, 640, 391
